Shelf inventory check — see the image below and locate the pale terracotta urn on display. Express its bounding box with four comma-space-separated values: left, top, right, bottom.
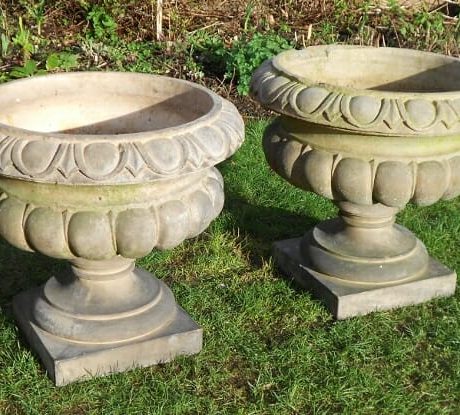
251, 46, 459, 319
0, 72, 244, 385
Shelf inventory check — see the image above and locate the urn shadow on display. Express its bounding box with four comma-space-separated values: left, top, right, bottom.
0, 239, 65, 308
55, 90, 211, 135
222, 193, 321, 267
369, 61, 460, 92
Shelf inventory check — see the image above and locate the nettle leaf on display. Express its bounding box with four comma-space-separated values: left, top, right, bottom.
46, 52, 78, 71
226, 32, 293, 95
46, 53, 60, 70
10, 59, 46, 78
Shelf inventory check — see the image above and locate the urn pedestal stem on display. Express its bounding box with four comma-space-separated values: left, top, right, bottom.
273, 200, 455, 320
301, 202, 429, 285
30, 257, 179, 345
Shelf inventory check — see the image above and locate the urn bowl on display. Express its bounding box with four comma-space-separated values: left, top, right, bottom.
0, 72, 244, 257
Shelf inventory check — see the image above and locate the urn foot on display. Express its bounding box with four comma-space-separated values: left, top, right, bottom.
273, 237, 456, 319
303, 202, 432, 285
12, 258, 202, 386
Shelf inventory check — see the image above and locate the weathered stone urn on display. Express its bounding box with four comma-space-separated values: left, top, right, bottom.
0, 72, 244, 385
251, 46, 459, 319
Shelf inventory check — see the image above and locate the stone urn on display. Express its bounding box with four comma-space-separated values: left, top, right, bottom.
0, 72, 244, 385
251, 46, 459, 319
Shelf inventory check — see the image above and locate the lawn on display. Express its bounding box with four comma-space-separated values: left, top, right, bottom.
1, 1, 460, 414
0, 120, 459, 414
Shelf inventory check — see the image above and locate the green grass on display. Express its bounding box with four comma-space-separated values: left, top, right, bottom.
0, 120, 459, 414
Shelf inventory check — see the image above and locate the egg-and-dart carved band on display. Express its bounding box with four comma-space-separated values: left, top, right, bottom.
0, 100, 244, 184
251, 59, 460, 135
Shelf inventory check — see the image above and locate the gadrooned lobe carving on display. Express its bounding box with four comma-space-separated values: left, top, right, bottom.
0, 168, 225, 260
263, 120, 460, 208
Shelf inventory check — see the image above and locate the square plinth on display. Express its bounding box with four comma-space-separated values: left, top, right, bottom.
273, 238, 457, 320
12, 288, 202, 386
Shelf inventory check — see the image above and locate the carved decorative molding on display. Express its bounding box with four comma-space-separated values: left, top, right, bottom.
263, 119, 460, 208
0, 100, 244, 184
251, 58, 460, 136
0, 168, 224, 260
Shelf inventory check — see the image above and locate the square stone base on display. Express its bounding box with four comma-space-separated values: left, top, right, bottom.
273, 238, 457, 320
13, 288, 203, 386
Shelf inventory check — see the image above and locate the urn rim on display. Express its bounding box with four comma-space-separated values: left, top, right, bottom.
251, 45, 460, 136
272, 46, 460, 99
0, 71, 223, 141
0, 72, 244, 184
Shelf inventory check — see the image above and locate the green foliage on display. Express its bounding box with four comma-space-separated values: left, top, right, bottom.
19, 0, 46, 36
188, 31, 227, 77
83, 4, 118, 43
243, 1, 256, 32
0, 33, 10, 57
391, 7, 456, 51
9, 59, 45, 78
314, 0, 458, 51
45, 52, 78, 71
12, 16, 34, 62
104, 40, 172, 74
314, 21, 338, 44
406, 9, 445, 37
226, 32, 292, 95
190, 30, 292, 95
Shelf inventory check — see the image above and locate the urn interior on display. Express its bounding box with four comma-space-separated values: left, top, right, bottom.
274, 47, 460, 93
0, 72, 216, 134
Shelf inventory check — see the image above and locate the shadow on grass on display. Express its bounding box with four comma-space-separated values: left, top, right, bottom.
225, 196, 318, 242
222, 193, 320, 272
0, 239, 65, 307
